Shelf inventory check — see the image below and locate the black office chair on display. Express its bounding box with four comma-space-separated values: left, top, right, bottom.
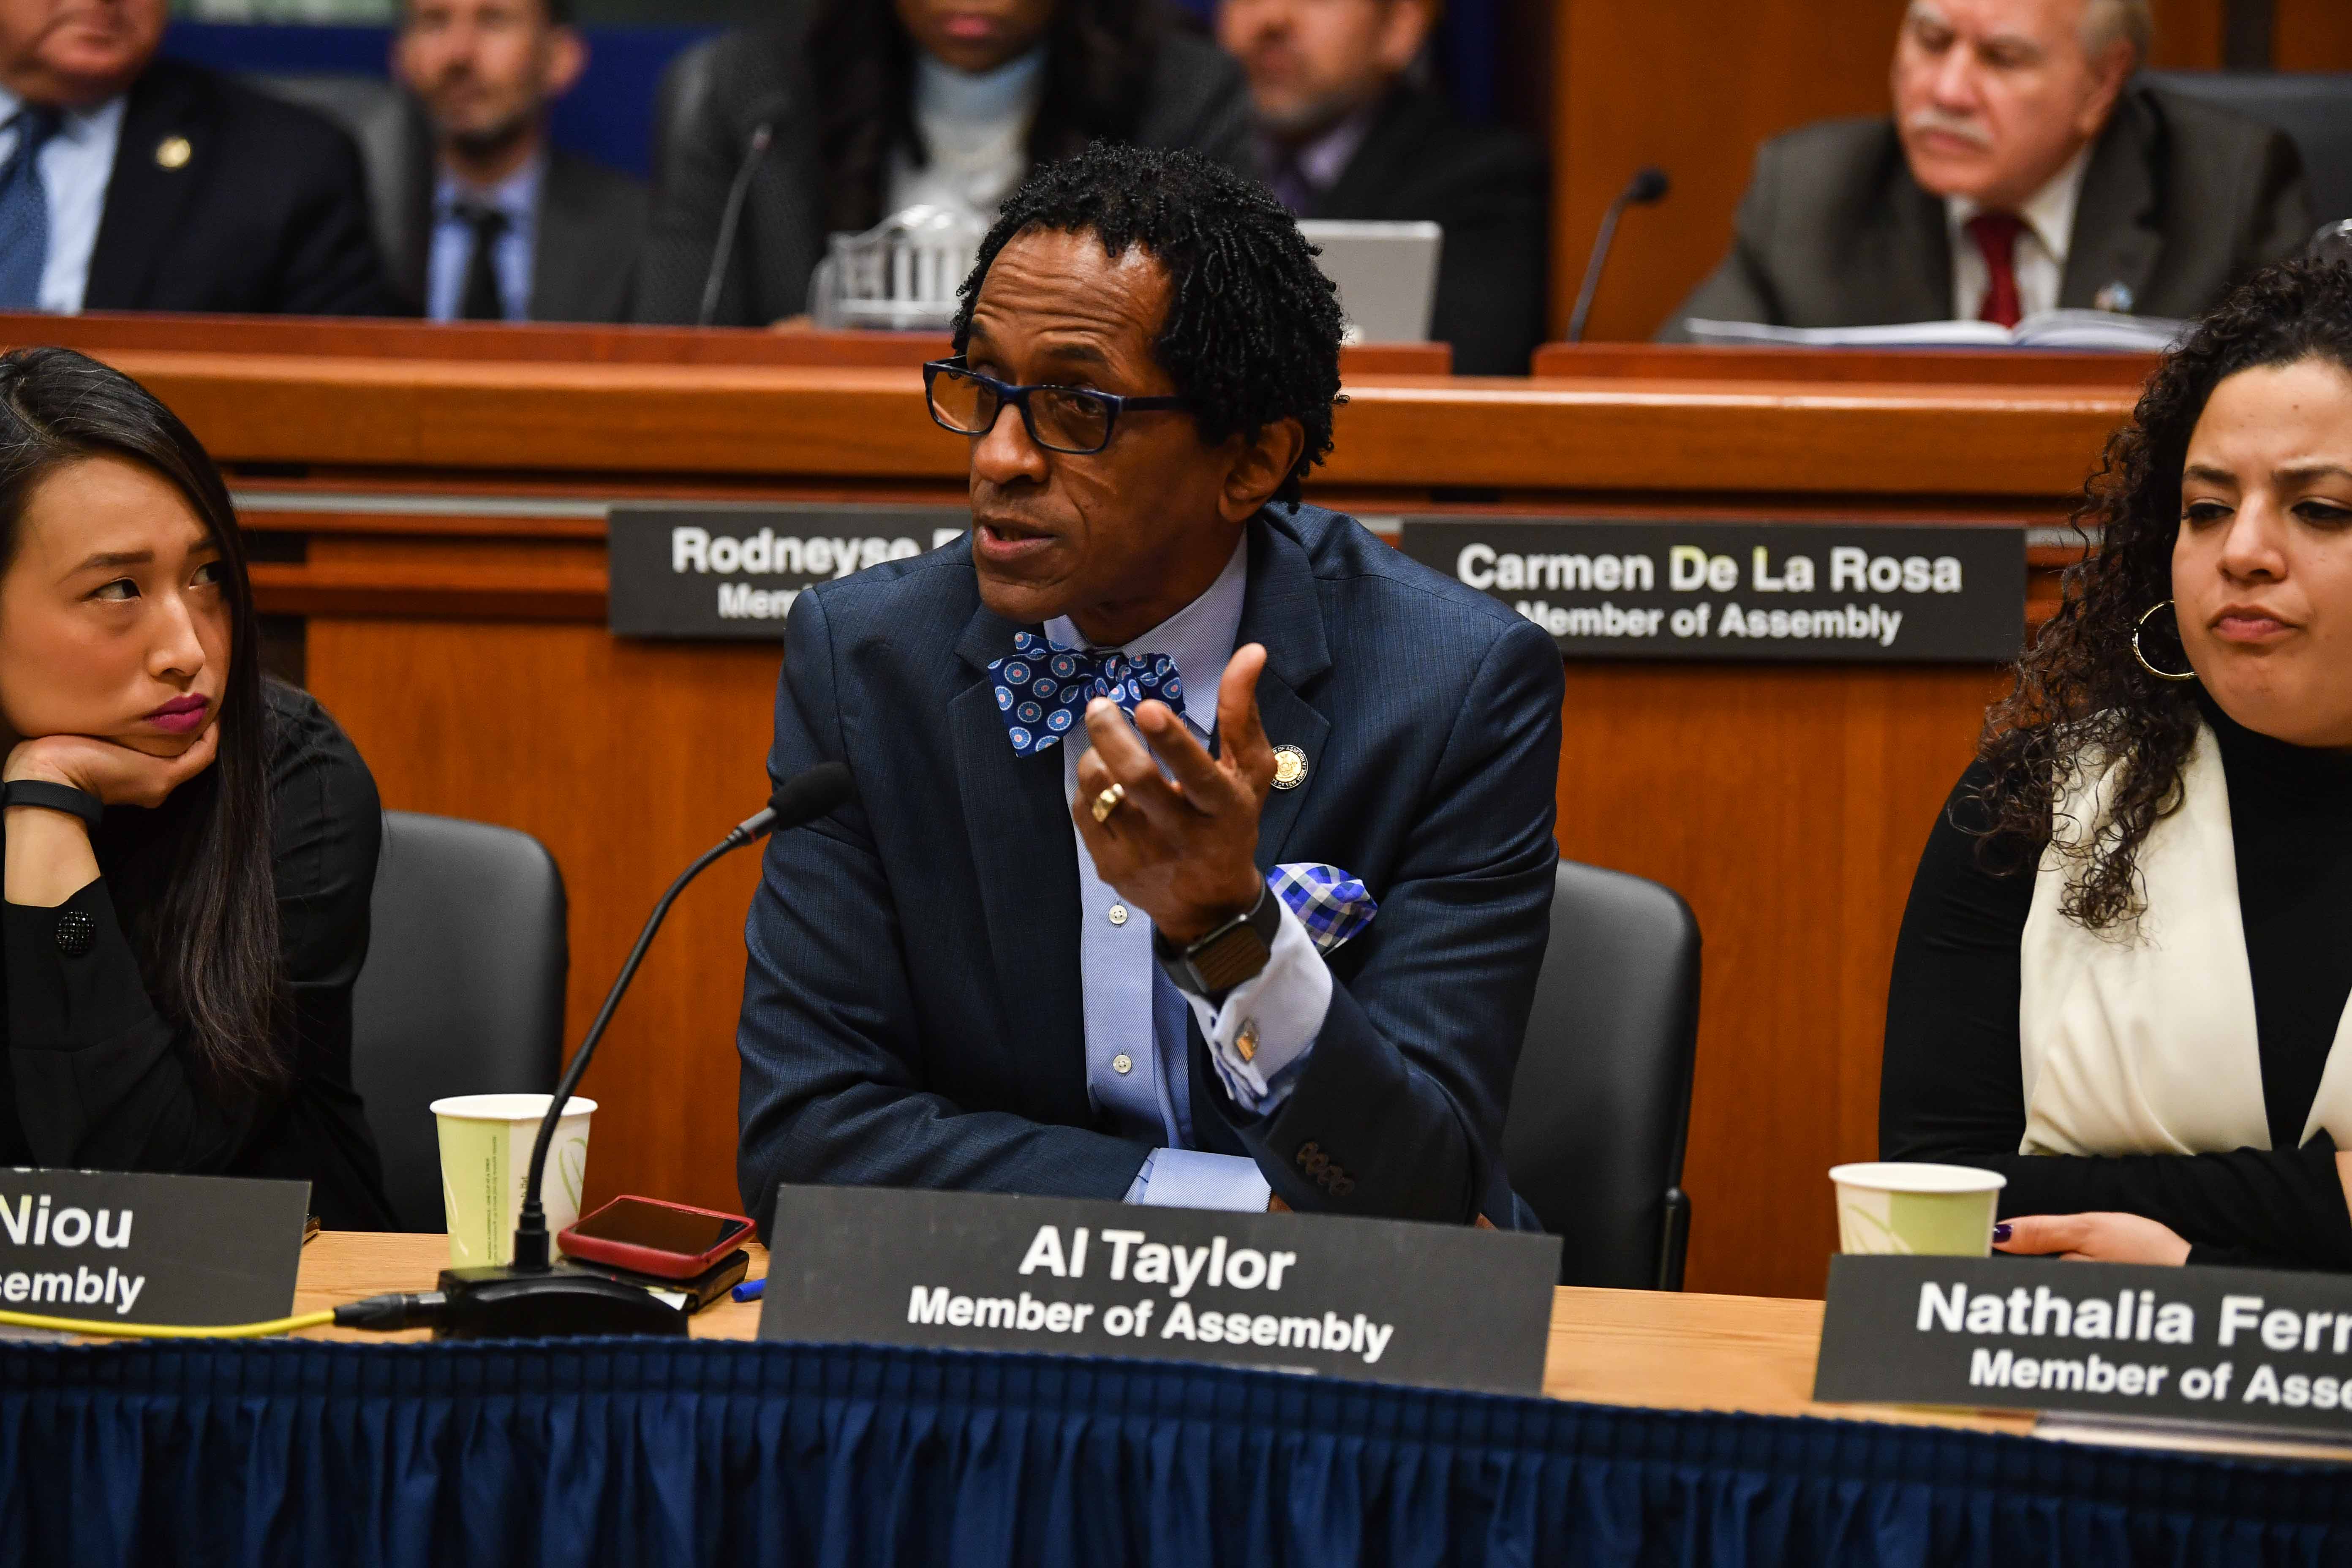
2141, 71, 2352, 231
244, 73, 433, 303
1503, 861, 1701, 1290
350, 812, 568, 1232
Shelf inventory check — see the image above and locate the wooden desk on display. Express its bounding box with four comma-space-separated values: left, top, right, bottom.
288, 1230, 2033, 1437
0, 318, 2140, 1303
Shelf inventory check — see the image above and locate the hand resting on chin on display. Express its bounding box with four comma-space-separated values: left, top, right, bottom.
6, 722, 221, 808
4, 725, 221, 907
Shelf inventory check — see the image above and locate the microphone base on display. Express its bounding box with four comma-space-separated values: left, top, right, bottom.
433, 1263, 691, 1340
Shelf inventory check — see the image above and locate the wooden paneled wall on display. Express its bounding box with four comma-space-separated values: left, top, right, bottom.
2276, 0, 2352, 68
4, 317, 2145, 1304
1547, 0, 2232, 343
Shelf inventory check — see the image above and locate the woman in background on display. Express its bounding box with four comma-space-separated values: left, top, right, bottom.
1881, 259, 2352, 1270
0, 347, 393, 1228
634, 0, 1252, 326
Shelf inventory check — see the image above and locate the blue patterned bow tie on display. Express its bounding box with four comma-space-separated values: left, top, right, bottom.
988, 630, 1184, 756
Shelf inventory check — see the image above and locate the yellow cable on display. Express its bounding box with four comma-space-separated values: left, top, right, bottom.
0, 1307, 336, 1339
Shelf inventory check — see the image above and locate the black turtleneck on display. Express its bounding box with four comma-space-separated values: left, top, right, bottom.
1880, 692, 2352, 1271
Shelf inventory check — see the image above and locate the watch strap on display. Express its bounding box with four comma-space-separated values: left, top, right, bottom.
2, 780, 101, 829
1154, 884, 1282, 1000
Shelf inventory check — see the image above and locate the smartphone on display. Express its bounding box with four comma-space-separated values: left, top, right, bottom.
558, 1195, 755, 1279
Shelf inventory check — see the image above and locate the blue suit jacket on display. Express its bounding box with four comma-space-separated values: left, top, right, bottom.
736, 504, 1564, 1230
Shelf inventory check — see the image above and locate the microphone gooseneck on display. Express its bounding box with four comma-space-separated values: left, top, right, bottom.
697, 95, 789, 329
1566, 165, 1671, 344
506, 761, 853, 1273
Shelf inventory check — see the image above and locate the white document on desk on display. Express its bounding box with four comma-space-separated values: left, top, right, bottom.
1683, 310, 2188, 353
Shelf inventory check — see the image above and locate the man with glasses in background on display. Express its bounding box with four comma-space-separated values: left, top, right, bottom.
1216, 0, 1546, 376
734, 144, 1561, 1233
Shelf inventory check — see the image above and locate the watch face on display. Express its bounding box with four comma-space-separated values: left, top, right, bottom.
1192, 927, 1273, 994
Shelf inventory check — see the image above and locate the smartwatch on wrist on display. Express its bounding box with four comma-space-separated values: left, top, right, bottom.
1, 780, 102, 830
1154, 885, 1282, 1001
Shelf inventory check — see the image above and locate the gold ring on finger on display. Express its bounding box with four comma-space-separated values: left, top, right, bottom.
1090, 782, 1127, 825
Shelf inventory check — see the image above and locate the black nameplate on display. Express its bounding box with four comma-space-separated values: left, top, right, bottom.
1816, 1254, 2352, 1436
757, 1185, 1561, 1394
608, 505, 968, 639
1394, 517, 2025, 662
0, 1168, 308, 1328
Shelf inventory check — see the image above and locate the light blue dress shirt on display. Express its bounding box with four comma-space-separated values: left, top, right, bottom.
427, 156, 542, 322
0, 88, 124, 316
1045, 538, 1334, 1211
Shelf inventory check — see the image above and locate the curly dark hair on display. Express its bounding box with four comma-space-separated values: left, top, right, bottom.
949, 143, 1344, 504
1972, 259, 2352, 929
809, 0, 1164, 236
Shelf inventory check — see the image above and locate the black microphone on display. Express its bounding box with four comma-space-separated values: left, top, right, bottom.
697, 93, 790, 328
429, 761, 853, 1339
1566, 166, 1670, 343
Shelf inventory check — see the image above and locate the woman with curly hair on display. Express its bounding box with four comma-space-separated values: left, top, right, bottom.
1881, 259, 2352, 1270
634, 0, 1252, 326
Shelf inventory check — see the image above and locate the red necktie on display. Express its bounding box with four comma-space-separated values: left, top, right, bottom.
1965, 212, 2026, 329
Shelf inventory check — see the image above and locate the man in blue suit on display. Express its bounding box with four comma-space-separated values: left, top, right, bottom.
736, 144, 1563, 1231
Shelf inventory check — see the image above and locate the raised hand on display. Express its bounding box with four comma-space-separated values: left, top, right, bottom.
1072, 643, 1277, 945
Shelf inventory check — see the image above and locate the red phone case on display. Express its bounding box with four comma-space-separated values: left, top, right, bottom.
557, 1195, 754, 1279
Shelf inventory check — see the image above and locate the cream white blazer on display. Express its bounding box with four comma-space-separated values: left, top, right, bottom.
2019, 724, 2352, 1156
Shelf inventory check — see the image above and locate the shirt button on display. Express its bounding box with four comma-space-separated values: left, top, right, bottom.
1107, 904, 1128, 926
1111, 1053, 1134, 1075
54, 909, 93, 957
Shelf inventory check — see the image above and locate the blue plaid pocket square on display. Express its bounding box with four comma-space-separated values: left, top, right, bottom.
1267, 863, 1377, 953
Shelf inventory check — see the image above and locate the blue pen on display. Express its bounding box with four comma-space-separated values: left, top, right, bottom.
731, 1278, 765, 1304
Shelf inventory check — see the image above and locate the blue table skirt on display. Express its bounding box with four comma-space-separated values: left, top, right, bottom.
0, 1337, 2345, 1567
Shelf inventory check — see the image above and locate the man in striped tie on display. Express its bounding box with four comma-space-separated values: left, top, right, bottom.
0, 0, 392, 316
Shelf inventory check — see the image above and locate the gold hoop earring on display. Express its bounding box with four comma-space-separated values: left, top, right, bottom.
2132, 601, 2197, 683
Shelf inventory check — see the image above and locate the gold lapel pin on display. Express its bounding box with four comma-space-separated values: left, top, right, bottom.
1271, 744, 1308, 790
155, 136, 191, 170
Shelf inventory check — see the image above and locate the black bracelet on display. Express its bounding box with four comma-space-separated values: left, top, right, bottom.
2, 780, 102, 829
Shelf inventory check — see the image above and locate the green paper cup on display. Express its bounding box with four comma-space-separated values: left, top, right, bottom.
430, 1093, 597, 1268
1829, 1162, 2006, 1257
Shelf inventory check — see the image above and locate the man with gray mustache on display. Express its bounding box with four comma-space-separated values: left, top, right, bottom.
1661, 0, 2310, 338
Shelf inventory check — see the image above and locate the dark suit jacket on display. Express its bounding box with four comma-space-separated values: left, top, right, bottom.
736, 504, 1564, 1232
389, 142, 648, 323
1663, 85, 2311, 338
1305, 86, 1548, 376
633, 5, 1255, 327
85, 60, 395, 316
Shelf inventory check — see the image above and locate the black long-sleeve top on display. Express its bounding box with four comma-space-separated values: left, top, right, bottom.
1882, 691, 2352, 1271
0, 683, 395, 1229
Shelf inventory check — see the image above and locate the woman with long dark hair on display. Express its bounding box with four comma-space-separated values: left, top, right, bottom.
0, 347, 392, 1229
1882, 259, 2352, 1270
634, 0, 1252, 326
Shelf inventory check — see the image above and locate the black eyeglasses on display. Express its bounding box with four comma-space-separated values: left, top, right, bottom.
923, 358, 1184, 456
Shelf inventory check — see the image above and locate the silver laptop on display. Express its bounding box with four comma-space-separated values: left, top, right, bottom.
1296, 220, 1443, 344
